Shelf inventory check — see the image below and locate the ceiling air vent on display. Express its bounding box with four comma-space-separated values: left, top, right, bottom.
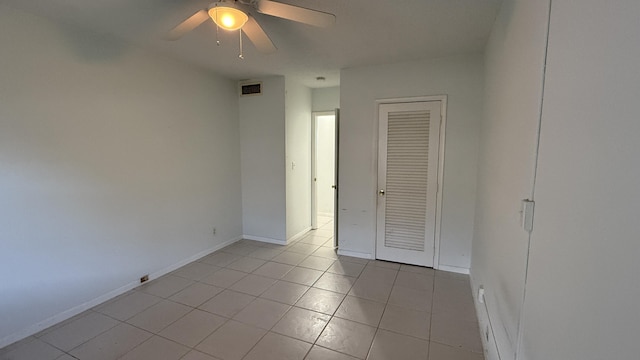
240, 82, 262, 96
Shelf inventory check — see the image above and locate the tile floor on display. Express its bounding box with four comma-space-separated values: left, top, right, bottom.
0, 217, 484, 360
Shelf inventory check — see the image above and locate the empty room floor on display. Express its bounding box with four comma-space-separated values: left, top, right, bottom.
0, 223, 483, 360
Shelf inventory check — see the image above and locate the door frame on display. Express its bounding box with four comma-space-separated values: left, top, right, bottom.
311, 111, 339, 243
374, 95, 447, 269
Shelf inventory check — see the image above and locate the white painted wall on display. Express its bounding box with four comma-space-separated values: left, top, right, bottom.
312, 87, 340, 112
469, 0, 550, 358
0, 5, 242, 346
238, 77, 286, 242
316, 115, 336, 216
339, 55, 483, 269
518, 0, 640, 358
285, 80, 312, 240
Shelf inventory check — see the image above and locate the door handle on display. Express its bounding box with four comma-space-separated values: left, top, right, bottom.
379, 189, 385, 196
331, 185, 337, 189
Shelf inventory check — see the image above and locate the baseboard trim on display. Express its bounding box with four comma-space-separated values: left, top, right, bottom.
437, 264, 470, 274
470, 275, 501, 360
336, 249, 373, 259
287, 227, 312, 243
243, 235, 287, 245
0, 236, 242, 349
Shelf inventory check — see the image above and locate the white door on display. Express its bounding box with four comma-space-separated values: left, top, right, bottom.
376, 101, 442, 267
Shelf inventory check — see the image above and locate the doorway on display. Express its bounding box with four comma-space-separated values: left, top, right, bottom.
312, 110, 339, 247
376, 98, 446, 267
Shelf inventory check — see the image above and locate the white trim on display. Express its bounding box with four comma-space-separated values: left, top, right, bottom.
438, 264, 470, 275
0, 235, 242, 349
287, 226, 312, 243
337, 249, 373, 259
470, 275, 501, 360
317, 212, 334, 218
373, 95, 448, 268
243, 235, 287, 245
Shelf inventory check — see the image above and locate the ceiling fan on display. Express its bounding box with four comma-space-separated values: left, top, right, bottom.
167, 0, 336, 56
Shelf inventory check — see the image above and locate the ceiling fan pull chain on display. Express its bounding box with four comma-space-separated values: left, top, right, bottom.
239, 29, 244, 59
216, 6, 221, 46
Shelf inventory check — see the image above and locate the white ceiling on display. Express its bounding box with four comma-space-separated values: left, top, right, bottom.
4, 0, 502, 88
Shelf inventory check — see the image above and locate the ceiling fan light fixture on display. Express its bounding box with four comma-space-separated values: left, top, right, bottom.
208, 6, 248, 31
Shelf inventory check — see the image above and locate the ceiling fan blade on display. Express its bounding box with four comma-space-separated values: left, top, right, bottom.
256, 0, 335, 27
243, 15, 277, 54
166, 9, 210, 40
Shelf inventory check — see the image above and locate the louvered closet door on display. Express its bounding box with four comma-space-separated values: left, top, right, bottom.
376, 101, 441, 267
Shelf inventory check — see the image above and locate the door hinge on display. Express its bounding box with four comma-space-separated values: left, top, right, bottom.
521, 199, 535, 232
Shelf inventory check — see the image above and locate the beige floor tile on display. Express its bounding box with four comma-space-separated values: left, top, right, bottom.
69, 323, 152, 360
39, 311, 118, 351
94, 291, 161, 321
336, 256, 369, 265
305, 345, 359, 360
261, 281, 310, 305
272, 307, 331, 343
169, 282, 224, 307
227, 257, 267, 273
367, 329, 429, 360
313, 273, 356, 294
247, 247, 284, 261
379, 304, 430, 340
430, 313, 483, 353
200, 268, 247, 288
282, 266, 324, 285
335, 296, 385, 326
0, 338, 63, 360
435, 270, 471, 282
118, 336, 189, 360
229, 274, 277, 296
172, 262, 221, 281
55, 355, 78, 360
395, 271, 434, 291
311, 247, 339, 259
232, 298, 290, 329
127, 300, 192, 333
359, 266, 398, 284
287, 243, 321, 255
199, 290, 256, 318
159, 309, 226, 347
316, 317, 376, 359
199, 252, 240, 267
181, 350, 221, 360
299, 235, 331, 246
327, 261, 366, 277
272, 251, 309, 266
400, 264, 435, 276
221, 243, 262, 256
298, 256, 335, 271
428, 342, 484, 360
139, 275, 193, 298
196, 320, 266, 360
367, 260, 401, 270
243, 332, 311, 360
252, 262, 294, 279
295, 288, 345, 315
348, 278, 393, 303
388, 286, 432, 312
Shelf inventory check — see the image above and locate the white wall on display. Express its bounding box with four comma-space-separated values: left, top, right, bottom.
518, 0, 640, 358
316, 115, 336, 216
312, 87, 340, 112
469, 0, 551, 358
239, 76, 286, 242
339, 55, 483, 270
0, 5, 242, 346
285, 80, 312, 240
